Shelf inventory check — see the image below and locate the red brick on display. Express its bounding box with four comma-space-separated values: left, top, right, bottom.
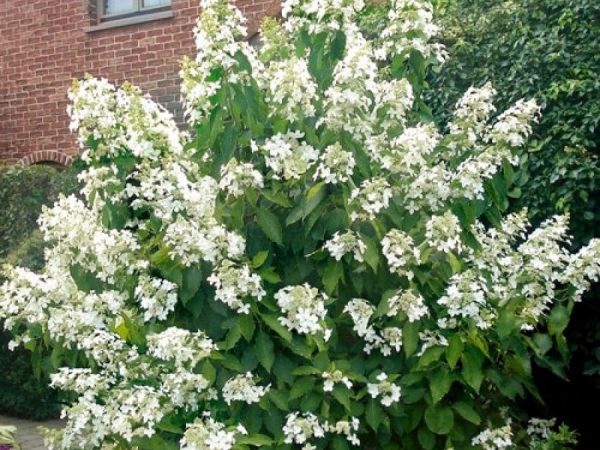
0, 0, 281, 165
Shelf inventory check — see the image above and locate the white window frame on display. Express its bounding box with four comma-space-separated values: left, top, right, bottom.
98, 0, 172, 20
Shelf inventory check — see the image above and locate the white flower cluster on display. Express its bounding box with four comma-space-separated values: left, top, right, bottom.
417, 330, 448, 356
437, 271, 495, 330
207, 260, 265, 314
180, 0, 260, 125
68, 77, 185, 163
39, 195, 145, 284
222, 372, 270, 405
472, 421, 513, 450
282, 0, 366, 34
126, 161, 218, 222
382, 229, 420, 279
160, 369, 212, 409
314, 143, 356, 184
350, 177, 393, 221
328, 418, 360, 446
50, 368, 113, 400
180, 414, 247, 450
367, 373, 402, 407
252, 131, 319, 181
218, 158, 264, 198
319, 23, 379, 141
134, 274, 178, 322
386, 289, 429, 322
147, 327, 215, 368
375, 78, 414, 132
45, 384, 170, 449
275, 284, 330, 339
526, 418, 556, 440
425, 211, 464, 254
344, 298, 380, 353
380, 123, 441, 176
164, 217, 245, 266
488, 99, 541, 147
262, 56, 318, 121
449, 83, 497, 144
323, 230, 366, 262
322, 370, 353, 392
283, 412, 326, 447
562, 238, 600, 301
282, 411, 361, 448
344, 298, 405, 355
377, 0, 446, 63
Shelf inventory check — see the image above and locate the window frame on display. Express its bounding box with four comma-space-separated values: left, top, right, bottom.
97, 0, 172, 21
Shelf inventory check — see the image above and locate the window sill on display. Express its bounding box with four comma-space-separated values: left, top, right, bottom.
85, 10, 174, 33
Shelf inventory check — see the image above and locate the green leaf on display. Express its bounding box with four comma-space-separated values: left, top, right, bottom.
258, 266, 281, 284
332, 385, 352, 412
429, 368, 453, 404
461, 347, 484, 392
180, 266, 202, 304
238, 314, 256, 341
156, 416, 184, 434
366, 399, 383, 431
330, 30, 347, 60
303, 182, 326, 218
101, 201, 131, 230
446, 335, 463, 369
256, 208, 283, 246
424, 405, 454, 435
418, 426, 436, 450
403, 320, 420, 357
300, 392, 322, 412
322, 260, 343, 295
293, 366, 321, 376
237, 434, 274, 446
251, 251, 269, 268
548, 305, 569, 336
202, 360, 216, 384
361, 234, 380, 272
69, 264, 103, 293
290, 377, 314, 400
269, 389, 289, 411
496, 309, 520, 339
256, 331, 275, 372
262, 313, 293, 343
331, 435, 351, 450
262, 190, 294, 208
452, 401, 481, 425
417, 346, 446, 370
222, 324, 242, 350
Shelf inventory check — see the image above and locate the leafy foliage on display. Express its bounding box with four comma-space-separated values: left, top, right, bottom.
424, 0, 600, 437
427, 0, 600, 245
0, 163, 80, 420
0, 163, 81, 257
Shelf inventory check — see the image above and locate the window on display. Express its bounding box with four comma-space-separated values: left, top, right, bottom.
99, 0, 171, 20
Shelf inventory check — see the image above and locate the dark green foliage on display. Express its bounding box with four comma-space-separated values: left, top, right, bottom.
0, 162, 81, 419
425, 0, 600, 445
0, 162, 82, 257
427, 0, 600, 245
0, 331, 61, 420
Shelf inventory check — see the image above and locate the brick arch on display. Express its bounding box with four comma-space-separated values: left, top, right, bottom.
18, 150, 73, 167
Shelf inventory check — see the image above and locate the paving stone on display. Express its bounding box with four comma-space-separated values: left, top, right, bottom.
0, 415, 63, 450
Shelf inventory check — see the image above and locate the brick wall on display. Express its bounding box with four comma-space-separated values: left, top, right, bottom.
0, 0, 280, 165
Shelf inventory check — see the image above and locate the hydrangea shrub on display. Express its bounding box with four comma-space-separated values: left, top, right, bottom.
1, 0, 599, 449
